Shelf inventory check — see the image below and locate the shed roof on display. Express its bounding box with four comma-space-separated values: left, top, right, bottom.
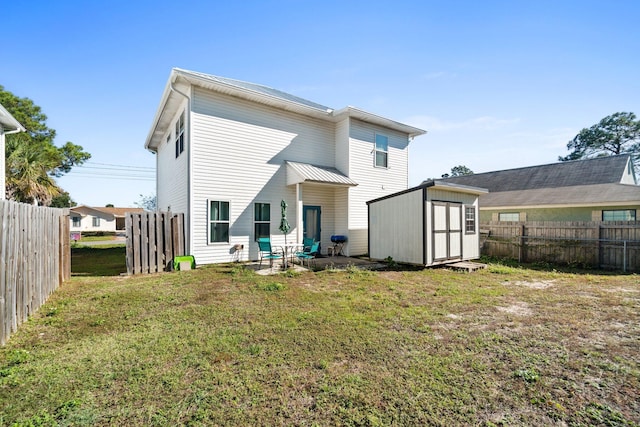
438, 155, 634, 192
286, 161, 358, 187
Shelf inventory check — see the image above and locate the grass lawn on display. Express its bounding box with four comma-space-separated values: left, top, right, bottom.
1, 252, 638, 426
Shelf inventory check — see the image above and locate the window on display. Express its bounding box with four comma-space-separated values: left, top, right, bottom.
175, 111, 185, 158
208, 200, 230, 243
498, 212, 520, 222
92, 217, 100, 227
72, 217, 81, 227
374, 134, 388, 168
254, 202, 270, 241
465, 206, 476, 233
602, 209, 636, 221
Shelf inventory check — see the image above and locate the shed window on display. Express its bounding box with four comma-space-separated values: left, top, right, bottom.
175, 111, 185, 158
374, 134, 388, 168
498, 212, 520, 222
254, 202, 270, 241
208, 200, 230, 243
465, 206, 476, 234
602, 209, 636, 221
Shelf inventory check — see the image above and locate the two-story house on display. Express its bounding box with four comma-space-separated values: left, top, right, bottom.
145, 68, 425, 264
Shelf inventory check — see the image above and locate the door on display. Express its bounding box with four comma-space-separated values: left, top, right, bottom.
303, 205, 321, 244
432, 201, 463, 262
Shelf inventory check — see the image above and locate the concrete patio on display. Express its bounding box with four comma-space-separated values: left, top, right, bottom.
248, 255, 386, 275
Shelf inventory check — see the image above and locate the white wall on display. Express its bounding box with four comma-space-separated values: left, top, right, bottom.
347, 119, 411, 255
189, 88, 337, 264
369, 188, 424, 264
70, 213, 116, 233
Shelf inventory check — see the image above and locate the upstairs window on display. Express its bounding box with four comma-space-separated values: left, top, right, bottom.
602, 209, 636, 221
465, 206, 476, 233
254, 203, 271, 241
374, 134, 388, 168
175, 111, 185, 158
209, 200, 230, 243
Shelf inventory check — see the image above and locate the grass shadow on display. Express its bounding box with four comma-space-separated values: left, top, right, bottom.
71, 246, 127, 276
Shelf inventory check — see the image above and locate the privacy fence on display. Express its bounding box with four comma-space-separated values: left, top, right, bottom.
481, 221, 640, 272
1, 200, 70, 345
125, 211, 185, 275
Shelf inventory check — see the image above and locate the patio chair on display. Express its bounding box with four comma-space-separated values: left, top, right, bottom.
302, 237, 315, 251
295, 241, 320, 268
257, 237, 283, 268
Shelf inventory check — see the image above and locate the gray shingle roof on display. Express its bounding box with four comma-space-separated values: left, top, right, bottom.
439, 155, 632, 192
482, 183, 640, 208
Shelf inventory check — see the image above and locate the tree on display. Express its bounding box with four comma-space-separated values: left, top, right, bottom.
559, 112, 640, 166
441, 165, 474, 178
105, 203, 114, 208
50, 190, 77, 208
1, 86, 91, 205
135, 194, 157, 211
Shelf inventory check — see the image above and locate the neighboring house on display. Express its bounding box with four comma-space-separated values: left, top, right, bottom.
70, 206, 144, 232
0, 102, 26, 200
145, 68, 426, 264
439, 155, 640, 222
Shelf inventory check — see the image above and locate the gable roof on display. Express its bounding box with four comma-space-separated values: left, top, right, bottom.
145, 68, 426, 150
438, 155, 634, 192
482, 183, 640, 209
71, 206, 145, 218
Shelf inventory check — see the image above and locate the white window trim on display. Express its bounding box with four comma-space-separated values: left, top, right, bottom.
465, 206, 477, 234
253, 201, 271, 241
175, 111, 185, 158
374, 133, 389, 169
207, 199, 230, 244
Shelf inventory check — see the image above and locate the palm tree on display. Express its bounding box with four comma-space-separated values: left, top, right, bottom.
5, 141, 60, 205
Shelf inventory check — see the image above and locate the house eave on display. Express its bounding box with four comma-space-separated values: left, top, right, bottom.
481, 201, 640, 210
332, 106, 426, 138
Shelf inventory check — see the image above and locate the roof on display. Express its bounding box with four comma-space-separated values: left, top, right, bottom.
438, 155, 634, 192
0, 102, 25, 133
71, 206, 145, 218
286, 161, 358, 187
145, 68, 426, 150
367, 179, 487, 205
482, 183, 640, 209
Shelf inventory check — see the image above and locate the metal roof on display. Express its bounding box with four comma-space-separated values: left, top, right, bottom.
286, 161, 358, 187
146, 68, 426, 150
481, 183, 640, 209
438, 155, 634, 192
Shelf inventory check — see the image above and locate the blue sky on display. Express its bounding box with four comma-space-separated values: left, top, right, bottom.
2, 0, 639, 207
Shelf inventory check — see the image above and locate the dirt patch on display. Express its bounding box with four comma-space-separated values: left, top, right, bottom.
497, 302, 533, 316
505, 280, 556, 290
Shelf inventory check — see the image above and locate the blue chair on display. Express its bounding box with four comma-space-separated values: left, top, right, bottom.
257, 237, 283, 268
302, 237, 315, 251
296, 241, 320, 268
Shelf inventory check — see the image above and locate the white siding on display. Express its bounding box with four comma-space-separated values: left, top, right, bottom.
300, 184, 336, 255
69, 213, 116, 233
156, 98, 189, 215
369, 189, 423, 264
189, 88, 336, 264
347, 119, 410, 255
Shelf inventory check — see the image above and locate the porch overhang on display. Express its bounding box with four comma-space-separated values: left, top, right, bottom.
285, 161, 358, 187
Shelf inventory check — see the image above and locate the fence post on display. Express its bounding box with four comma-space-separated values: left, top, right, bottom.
623, 240, 627, 273
519, 224, 527, 263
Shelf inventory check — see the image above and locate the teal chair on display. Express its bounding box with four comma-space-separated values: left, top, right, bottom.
257, 237, 283, 268
302, 237, 315, 251
296, 241, 320, 268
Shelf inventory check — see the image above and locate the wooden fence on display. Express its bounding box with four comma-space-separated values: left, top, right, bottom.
125, 212, 185, 275
481, 221, 640, 271
1, 200, 70, 345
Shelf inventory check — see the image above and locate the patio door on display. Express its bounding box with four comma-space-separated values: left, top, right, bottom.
303, 205, 321, 244
432, 201, 462, 262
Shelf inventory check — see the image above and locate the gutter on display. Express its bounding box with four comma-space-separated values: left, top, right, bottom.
169, 80, 193, 257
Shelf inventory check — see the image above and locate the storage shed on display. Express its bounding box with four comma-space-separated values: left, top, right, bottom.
367, 181, 488, 266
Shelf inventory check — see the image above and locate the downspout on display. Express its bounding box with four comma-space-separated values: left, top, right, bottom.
169, 81, 193, 256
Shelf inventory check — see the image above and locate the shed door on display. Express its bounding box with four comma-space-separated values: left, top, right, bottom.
432, 201, 463, 262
